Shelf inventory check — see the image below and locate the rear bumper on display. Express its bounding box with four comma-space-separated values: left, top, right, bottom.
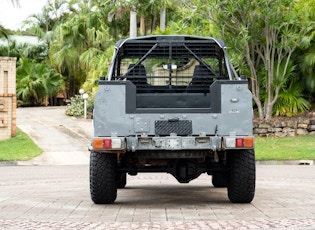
127, 136, 221, 151
89, 135, 254, 153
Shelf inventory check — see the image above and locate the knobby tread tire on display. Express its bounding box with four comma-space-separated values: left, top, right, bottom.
90, 152, 117, 204
227, 149, 256, 203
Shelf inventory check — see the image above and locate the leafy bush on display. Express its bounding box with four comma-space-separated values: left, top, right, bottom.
66, 95, 93, 117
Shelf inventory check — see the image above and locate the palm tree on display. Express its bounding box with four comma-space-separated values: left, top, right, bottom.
271, 60, 310, 116
156, 0, 178, 32
41, 65, 65, 106
107, 0, 178, 37
50, 2, 111, 97
16, 58, 43, 105
134, 0, 178, 35
160, 8, 166, 32
0, 24, 10, 39
130, 9, 137, 37
0, 39, 24, 58
16, 57, 64, 106
299, 33, 315, 94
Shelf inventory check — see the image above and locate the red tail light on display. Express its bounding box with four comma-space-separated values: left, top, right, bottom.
236, 138, 243, 147
104, 139, 112, 148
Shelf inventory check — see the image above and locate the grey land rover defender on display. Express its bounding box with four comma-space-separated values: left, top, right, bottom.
89, 35, 255, 204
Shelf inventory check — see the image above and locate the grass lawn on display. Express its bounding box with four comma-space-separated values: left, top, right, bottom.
0, 128, 314, 161
0, 128, 42, 161
255, 135, 315, 160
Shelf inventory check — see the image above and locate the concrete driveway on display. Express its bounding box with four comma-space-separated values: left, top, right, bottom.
16, 106, 92, 165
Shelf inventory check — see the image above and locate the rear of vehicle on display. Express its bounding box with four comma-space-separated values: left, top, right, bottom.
89, 35, 255, 204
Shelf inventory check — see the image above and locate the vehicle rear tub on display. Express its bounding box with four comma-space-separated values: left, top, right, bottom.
93, 80, 253, 138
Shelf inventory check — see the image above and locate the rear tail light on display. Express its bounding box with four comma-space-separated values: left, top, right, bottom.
93, 138, 122, 149
236, 138, 243, 147
104, 139, 112, 148
243, 137, 254, 148
93, 139, 104, 149
225, 137, 254, 148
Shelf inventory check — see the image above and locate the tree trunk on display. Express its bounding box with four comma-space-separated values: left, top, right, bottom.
264, 103, 273, 121
160, 8, 166, 32
243, 39, 264, 119
130, 10, 137, 38
44, 95, 49, 106
151, 13, 157, 33
140, 15, 145, 36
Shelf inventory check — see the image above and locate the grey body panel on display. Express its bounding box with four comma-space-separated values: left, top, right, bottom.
93, 82, 253, 137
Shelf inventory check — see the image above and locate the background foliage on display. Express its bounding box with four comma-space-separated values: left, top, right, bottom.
1, 0, 315, 119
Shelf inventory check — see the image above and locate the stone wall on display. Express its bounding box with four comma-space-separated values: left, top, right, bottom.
253, 112, 315, 137
0, 57, 17, 140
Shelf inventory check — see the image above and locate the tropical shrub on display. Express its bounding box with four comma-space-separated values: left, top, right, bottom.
16, 57, 64, 106
65, 95, 93, 117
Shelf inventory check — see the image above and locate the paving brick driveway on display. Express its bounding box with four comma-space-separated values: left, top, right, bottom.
0, 107, 314, 229
0, 165, 315, 229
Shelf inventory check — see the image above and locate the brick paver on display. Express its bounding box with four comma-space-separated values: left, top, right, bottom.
0, 165, 314, 229
2, 107, 314, 229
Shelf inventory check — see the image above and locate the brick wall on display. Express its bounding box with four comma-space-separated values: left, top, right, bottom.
0, 57, 16, 140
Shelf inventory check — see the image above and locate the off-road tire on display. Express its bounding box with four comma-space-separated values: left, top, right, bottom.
227, 149, 255, 203
212, 172, 228, 188
116, 172, 127, 189
90, 152, 117, 204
